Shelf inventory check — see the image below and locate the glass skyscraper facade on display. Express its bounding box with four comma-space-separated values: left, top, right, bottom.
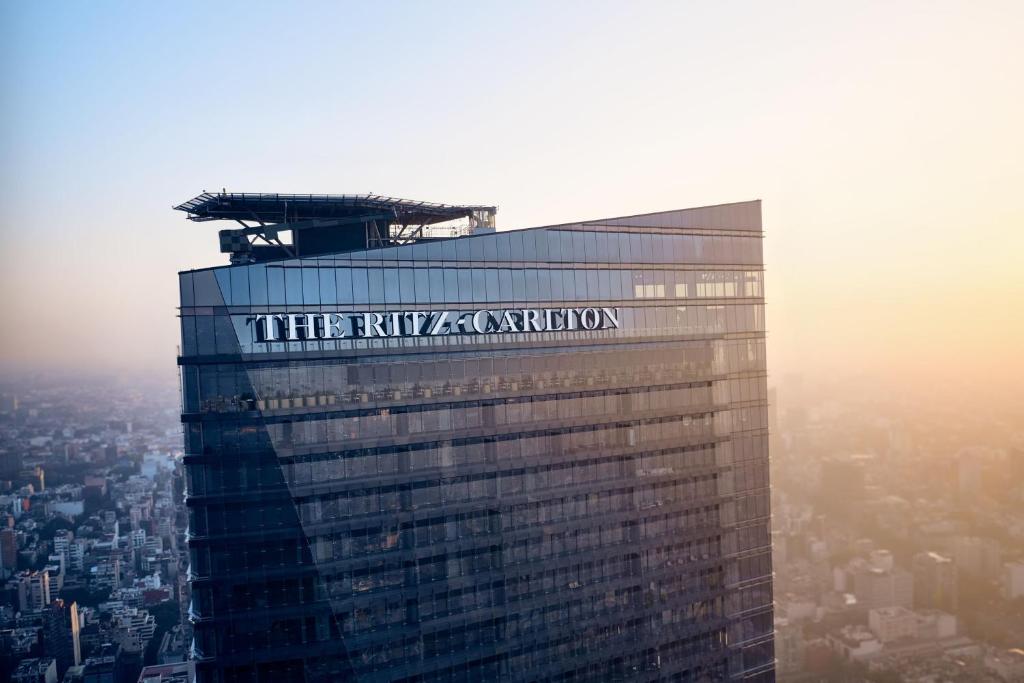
179, 199, 773, 682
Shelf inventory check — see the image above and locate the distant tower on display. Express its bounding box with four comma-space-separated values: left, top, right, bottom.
43, 599, 82, 676
956, 449, 983, 500
912, 551, 958, 612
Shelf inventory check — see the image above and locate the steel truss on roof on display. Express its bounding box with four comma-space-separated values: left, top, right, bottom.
173, 191, 497, 262
173, 192, 494, 226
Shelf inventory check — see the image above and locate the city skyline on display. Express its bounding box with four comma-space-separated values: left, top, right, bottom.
1, 2, 1023, 682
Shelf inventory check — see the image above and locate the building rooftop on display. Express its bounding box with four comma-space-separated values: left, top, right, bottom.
173, 192, 495, 226
173, 191, 497, 262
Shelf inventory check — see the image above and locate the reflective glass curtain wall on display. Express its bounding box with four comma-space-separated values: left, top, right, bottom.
179, 201, 774, 682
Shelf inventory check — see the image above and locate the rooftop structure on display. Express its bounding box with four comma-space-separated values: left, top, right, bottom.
174, 192, 497, 263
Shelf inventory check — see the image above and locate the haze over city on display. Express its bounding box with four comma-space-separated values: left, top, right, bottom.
1, 1, 1022, 403
1, 2, 1023, 682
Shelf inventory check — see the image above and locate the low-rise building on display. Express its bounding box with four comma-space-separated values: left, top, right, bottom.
868, 606, 917, 643
12, 656, 57, 683
828, 625, 883, 661
1002, 561, 1024, 599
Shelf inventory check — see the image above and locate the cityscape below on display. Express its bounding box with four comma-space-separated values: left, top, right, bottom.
4, 2, 1022, 681
1, 370, 1021, 682
0, 193, 1022, 682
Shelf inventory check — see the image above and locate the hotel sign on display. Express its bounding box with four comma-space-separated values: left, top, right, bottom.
248, 307, 620, 342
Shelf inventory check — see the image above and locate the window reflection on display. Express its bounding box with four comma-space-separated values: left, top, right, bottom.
179, 215, 771, 681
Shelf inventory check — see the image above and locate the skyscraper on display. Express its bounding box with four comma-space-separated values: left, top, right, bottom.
42, 599, 81, 677
912, 551, 958, 613
177, 194, 773, 682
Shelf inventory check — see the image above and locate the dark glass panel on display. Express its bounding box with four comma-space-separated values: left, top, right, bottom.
179, 273, 195, 307
368, 268, 387, 304
302, 268, 320, 305
414, 269, 430, 304
193, 270, 222, 306
285, 268, 303, 306
429, 268, 445, 304
267, 267, 286, 305
215, 269, 232, 304
350, 268, 369, 303
318, 268, 337, 305
336, 267, 353, 304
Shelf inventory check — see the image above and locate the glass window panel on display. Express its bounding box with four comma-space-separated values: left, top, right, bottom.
750, 237, 764, 265
595, 231, 610, 262
612, 233, 629, 263
558, 231, 575, 263
302, 268, 320, 305
426, 239, 446, 261
335, 267, 353, 304
562, 270, 576, 301
667, 235, 682, 264
471, 269, 487, 304
524, 269, 539, 301
679, 235, 695, 262
673, 272, 688, 298
429, 268, 445, 303
507, 231, 524, 261
351, 268, 369, 304
408, 242, 430, 261
181, 316, 197, 355
444, 268, 460, 302
571, 232, 587, 264
368, 268, 386, 304
621, 270, 633, 299
470, 236, 486, 261
657, 234, 673, 263
458, 269, 473, 301
574, 269, 588, 299
692, 236, 706, 262
381, 268, 399, 303
414, 269, 431, 304
195, 315, 216, 355
485, 269, 500, 301
483, 234, 498, 261
285, 268, 303, 306
193, 271, 221, 306
214, 315, 237, 355
440, 238, 459, 260
549, 268, 564, 300
495, 232, 512, 260
214, 269, 231, 304
248, 265, 268, 306
521, 231, 538, 262
542, 230, 560, 262
533, 231, 549, 262
318, 268, 337, 305
608, 269, 622, 299
628, 233, 643, 264
456, 237, 472, 261
499, 269, 514, 301
397, 267, 414, 303
598, 271, 612, 299
267, 267, 286, 305
511, 269, 526, 301
179, 273, 195, 307
640, 233, 655, 263
584, 232, 598, 263
586, 270, 600, 300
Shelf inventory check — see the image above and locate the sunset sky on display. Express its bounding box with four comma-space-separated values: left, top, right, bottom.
1, 1, 1021, 401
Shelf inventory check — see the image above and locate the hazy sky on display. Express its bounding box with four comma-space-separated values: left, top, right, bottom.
1, 1, 1022, 399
